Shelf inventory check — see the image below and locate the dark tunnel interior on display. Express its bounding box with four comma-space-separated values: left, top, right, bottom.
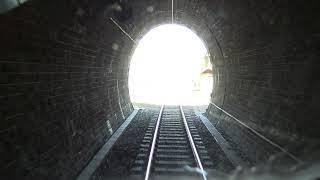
0, 0, 320, 179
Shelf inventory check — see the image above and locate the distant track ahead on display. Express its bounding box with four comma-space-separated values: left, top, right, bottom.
131, 106, 213, 180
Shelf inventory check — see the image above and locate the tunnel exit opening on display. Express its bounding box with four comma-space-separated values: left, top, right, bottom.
129, 24, 213, 106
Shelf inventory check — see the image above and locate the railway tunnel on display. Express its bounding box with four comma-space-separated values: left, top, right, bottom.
0, 0, 319, 179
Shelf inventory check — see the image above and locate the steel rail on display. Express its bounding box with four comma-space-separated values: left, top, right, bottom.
144, 105, 164, 180
180, 106, 207, 180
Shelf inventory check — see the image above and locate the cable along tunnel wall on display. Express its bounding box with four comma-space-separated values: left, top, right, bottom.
0, 0, 319, 179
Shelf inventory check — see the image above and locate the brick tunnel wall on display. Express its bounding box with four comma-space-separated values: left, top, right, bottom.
205, 0, 320, 163
0, 1, 134, 179
115, 0, 320, 162
0, 0, 319, 179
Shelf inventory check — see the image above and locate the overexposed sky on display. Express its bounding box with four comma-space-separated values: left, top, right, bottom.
129, 24, 211, 105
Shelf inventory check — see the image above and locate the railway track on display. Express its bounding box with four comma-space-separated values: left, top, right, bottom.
81, 104, 299, 180
131, 105, 214, 180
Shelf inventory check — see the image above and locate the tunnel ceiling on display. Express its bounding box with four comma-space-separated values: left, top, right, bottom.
108, 0, 319, 140
0, 0, 319, 179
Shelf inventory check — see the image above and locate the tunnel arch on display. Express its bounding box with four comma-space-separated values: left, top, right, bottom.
127, 23, 214, 105
0, 0, 319, 179
118, 9, 226, 108
114, 1, 319, 142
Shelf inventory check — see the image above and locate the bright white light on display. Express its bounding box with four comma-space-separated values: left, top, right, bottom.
129, 24, 212, 105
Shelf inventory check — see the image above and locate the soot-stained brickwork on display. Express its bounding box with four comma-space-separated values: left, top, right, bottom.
205, 0, 320, 162
0, 0, 133, 179
0, 0, 319, 179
